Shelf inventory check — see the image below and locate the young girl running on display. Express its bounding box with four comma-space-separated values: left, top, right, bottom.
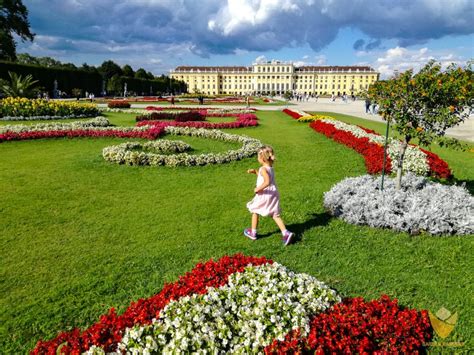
244, 145, 294, 245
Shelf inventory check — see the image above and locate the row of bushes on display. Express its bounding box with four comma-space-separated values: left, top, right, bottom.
0, 61, 186, 96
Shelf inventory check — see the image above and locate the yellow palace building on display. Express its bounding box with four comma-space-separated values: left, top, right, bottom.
170, 61, 379, 96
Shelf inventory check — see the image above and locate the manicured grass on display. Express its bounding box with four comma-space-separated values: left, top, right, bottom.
0, 111, 473, 352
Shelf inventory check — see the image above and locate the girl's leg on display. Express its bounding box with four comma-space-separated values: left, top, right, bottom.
273, 215, 286, 233
251, 213, 259, 230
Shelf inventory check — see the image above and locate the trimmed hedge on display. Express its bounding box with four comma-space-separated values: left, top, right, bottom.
0, 62, 187, 96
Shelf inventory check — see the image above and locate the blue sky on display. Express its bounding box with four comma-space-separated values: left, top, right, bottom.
17, 0, 474, 78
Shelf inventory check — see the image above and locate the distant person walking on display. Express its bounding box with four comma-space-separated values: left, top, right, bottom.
365, 99, 371, 113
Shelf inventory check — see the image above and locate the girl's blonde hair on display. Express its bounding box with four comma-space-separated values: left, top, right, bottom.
258, 145, 276, 163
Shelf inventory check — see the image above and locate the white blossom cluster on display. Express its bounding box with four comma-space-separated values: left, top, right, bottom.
0, 114, 95, 121
323, 174, 474, 235
102, 127, 263, 167
0, 117, 110, 134
321, 119, 429, 175
108, 140, 192, 158
111, 263, 340, 354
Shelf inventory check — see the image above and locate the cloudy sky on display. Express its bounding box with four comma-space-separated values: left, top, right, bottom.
17, 0, 474, 77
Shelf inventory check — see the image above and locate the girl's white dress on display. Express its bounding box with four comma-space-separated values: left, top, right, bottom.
246, 166, 281, 217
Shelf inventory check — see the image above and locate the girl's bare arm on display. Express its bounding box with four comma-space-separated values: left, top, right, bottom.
254, 168, 270, 193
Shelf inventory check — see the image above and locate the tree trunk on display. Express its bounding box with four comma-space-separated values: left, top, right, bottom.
395, 137, 409, 190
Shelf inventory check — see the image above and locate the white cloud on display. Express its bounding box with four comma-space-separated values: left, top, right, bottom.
373, 46, 465, 78
254, 55, 267, 63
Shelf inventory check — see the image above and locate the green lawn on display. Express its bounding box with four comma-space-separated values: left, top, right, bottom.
0, 111, 473, 352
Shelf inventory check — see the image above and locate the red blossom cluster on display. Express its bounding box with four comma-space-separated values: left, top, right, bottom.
136, 111, 206, 122
418, 147, 452, 179
107, 100, 131, 109
0, 127, 164, 143
144, 106, 257, 112
32, 254, 271, 354
265, 295, 432, 354
136, 113, 258, 129
282, 108, 302, 119
310, 120, 391, 174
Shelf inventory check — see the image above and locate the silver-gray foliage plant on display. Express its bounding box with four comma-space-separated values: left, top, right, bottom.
323, 174, 473, 235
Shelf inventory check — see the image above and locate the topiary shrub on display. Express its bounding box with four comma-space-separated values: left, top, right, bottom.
107, 100, 131, 109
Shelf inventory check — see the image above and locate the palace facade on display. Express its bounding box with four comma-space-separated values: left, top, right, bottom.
170, 61, 379, 96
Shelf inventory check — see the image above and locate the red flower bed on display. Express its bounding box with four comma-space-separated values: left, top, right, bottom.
0, 127, 164, 143
107, 100, 131, 109
136, 111, 205, 122
136, 113, 258, 129
419, 147, 452, 179
282, 108, 302, 119
145, 106, 257, 112
311, 120, 392, 174
32, 254, 272, 354
265, 295, 432, 354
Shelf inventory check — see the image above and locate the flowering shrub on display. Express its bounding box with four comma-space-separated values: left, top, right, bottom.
0, 97, 99, 120
265, 295, 432, 354
116, 263, 339, 354
323, 174, 474, 235
32, 254, 272, 354
107, 100, 131, 109
310, 119, 452, 178
136, 111, 205, 122
102, 127, 263, 167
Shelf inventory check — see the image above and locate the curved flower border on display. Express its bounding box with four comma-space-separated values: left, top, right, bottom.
311, 120, 451, 178
32, 254, 432, 355
0, 117, 164, 143
136, 112, 258, 130
102, 126, 263, 167
282, 108, 451, 178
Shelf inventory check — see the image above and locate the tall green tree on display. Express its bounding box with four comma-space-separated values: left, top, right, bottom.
368, 60, 473, 189
134, 68, 149, 80
98, 60, 122, 80
122, 64, 134, 78
0, 0, 35, 60
106, 74, 122, 95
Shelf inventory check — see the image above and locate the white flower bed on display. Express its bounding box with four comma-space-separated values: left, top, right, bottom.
324, 174, 474, 235
0, 117, 110, 134
322, 119, 429, 175
95, 263, 339, 354
102, 126, 263, 167
0, 114, 97, 121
